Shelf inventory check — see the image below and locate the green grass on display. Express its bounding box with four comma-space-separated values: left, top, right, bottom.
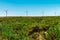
0, 16, 60, 40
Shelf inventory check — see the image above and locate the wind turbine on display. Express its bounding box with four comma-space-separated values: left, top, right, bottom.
54, 11, 56, 16
4, 9, 8, 17
42, 10, 44, 16
26, 9, 28, 16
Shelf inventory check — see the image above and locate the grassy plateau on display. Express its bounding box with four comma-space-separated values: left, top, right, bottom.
0, 16, 60, 40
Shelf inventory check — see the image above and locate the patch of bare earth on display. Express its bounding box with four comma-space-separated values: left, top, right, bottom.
38, 34, 46, 40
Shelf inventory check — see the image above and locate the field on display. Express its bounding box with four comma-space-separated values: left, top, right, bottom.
0, 16, 60, 40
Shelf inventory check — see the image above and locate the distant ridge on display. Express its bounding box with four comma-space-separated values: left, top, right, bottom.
0, 16, 60, 18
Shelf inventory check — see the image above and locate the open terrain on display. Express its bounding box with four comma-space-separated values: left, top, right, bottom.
0, 16, 60, 40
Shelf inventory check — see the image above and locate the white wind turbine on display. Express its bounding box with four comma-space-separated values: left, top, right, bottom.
4, 9, 8, 17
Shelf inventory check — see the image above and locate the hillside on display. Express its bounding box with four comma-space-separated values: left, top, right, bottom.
0, 16, 60, 40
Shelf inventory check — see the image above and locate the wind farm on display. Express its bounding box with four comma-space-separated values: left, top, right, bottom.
0, 0, 60, 40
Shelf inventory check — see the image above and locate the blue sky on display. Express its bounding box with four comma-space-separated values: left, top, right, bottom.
0, 0, 60, 16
